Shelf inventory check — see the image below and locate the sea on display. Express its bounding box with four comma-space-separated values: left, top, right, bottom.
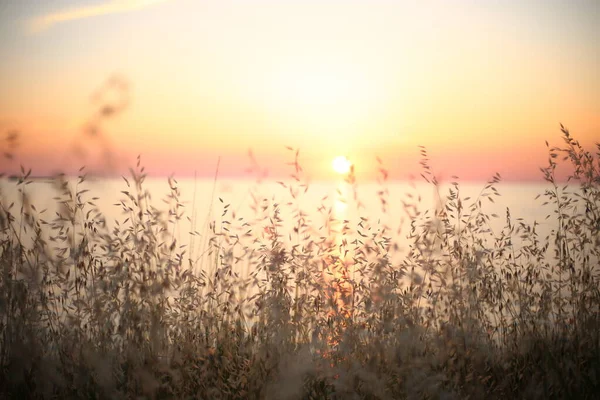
0, 176, 567, 266
3, 175, 595, 334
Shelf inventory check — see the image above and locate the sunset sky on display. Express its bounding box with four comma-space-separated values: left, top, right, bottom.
0, 0, 598, 181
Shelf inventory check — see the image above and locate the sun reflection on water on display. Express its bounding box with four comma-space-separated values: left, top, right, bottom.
320, 177, 355, 356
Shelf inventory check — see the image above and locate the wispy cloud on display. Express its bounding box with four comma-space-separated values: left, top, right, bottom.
27, 0, 170, 34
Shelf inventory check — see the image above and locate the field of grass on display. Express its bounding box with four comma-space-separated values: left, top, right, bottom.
0, 127, 599, 399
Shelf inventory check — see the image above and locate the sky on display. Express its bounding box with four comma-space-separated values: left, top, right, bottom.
0, 0, 598, 181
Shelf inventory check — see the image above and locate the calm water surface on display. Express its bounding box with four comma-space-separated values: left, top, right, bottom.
2, 176, 590, 332
1, 177, 567, 262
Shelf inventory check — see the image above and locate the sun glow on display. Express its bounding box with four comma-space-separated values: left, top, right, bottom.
252, 57, 386, 151
332, 155, 352, 175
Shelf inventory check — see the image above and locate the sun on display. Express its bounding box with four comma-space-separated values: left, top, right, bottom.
332, 155, 352, 175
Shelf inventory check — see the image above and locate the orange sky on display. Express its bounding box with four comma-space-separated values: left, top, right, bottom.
0, 0, 598, 181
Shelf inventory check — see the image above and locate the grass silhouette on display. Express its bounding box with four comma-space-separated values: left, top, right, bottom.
0, 125, 599, 399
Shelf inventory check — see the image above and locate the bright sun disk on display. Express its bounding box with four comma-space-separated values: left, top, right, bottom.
332, 155, 352, 175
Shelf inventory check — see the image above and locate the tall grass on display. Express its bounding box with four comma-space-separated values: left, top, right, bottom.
0, 126, 599, 399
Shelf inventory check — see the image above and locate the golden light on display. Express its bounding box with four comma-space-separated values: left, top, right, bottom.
332, 155, 352, 175
267, 60, 376, 109
253, 57, 386, 150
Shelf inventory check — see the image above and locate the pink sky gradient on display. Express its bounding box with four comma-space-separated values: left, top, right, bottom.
0, 0, 598, 181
